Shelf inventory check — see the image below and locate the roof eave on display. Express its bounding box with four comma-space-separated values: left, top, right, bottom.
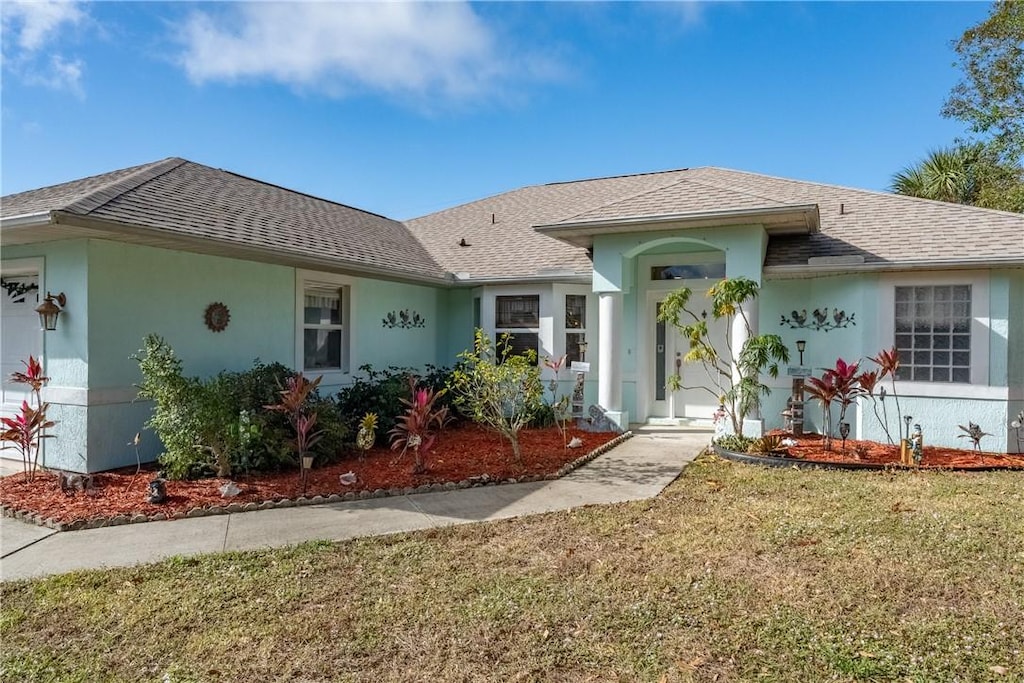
534, 204, 820, 248
46, 211, 453, 287
0, 211, 54, 230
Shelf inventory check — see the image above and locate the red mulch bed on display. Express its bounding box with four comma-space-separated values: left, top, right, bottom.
769, 431, 1024, 469
0, 424, 619, 526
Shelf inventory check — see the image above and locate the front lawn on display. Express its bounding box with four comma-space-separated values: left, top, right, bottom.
3, 454, 1022, 682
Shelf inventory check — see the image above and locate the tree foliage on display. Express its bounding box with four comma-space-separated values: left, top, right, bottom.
448, 330, 543, 464
893, 3, 1024, 213
658, 277, 789, 436
942, 0, 1024, 162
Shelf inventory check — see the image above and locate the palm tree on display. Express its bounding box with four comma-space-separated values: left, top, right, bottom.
891, 146, 979, 204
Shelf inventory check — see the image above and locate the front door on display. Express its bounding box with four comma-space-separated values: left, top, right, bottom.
650, 291, 729, 420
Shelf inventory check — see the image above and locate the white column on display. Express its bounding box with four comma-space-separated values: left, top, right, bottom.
731, 298, 761, 435
598, 291, 626, 428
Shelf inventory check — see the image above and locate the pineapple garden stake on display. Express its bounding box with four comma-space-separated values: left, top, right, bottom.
356, 412, 378, 458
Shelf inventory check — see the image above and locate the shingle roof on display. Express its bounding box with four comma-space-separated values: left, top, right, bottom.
405, 170, 693, 278
410, 167, 1024, 275
2, 158, 446, 281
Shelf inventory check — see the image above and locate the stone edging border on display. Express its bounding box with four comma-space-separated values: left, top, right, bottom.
713, 445, 1024, 472
2, 431, 635, 533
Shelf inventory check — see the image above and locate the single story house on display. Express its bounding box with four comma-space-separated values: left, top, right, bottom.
2, 157, 1022, 471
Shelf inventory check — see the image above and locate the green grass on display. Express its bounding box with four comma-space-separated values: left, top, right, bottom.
3, 454, 1022, 682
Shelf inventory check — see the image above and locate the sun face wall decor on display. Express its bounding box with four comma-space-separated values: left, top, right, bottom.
204, 302, 231, 332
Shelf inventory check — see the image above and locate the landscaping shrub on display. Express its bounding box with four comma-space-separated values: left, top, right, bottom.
134, 335, 347, 479
448, 330, 544, 464
337, 364, 457, 446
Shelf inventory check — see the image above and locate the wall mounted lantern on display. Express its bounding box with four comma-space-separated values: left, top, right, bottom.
35, 292, 66, 331
796, 340, 806, 366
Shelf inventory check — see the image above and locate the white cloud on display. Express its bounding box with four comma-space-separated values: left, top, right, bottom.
1, 0, 87, 95
176, 2, 553, 101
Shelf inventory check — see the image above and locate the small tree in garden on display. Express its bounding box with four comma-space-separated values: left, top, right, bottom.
869, 347, 904, 445
542, 354, 571, 448
805, 372, 839, 451
388, 377, 451, 474
1, 357, 56, 482
856, 370, 895, 445
805, 358, 866, 451
448, 330, 544, 465
658, 277, 789, 437
265, 374, 325, 472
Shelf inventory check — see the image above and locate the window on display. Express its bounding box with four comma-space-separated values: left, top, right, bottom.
496, 295, 539, 363
565, 294, 588, 364
894, 285, 971, 383
651, 263, 726, 280
303, 288, 344, 370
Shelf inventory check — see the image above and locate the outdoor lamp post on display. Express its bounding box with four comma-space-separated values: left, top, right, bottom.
35, 292, 66, 331
796, 339, 806, 366
578, 339, 588, 362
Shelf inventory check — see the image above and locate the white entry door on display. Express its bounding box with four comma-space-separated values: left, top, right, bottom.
650, 291, 729, 420
1, 275, 43, 419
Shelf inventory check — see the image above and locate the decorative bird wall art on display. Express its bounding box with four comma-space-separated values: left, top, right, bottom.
382, 309, 426, 329
780, 307, 856, 332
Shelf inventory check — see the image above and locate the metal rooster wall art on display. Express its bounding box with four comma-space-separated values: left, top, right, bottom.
780, 307, 856, 332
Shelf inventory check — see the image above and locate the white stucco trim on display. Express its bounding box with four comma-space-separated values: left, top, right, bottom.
875, 270, 991, 389
42, 385, 142, 406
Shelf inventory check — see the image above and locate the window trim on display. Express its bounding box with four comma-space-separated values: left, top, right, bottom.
295, 270, 352, 378
878, 271, 989, 391
560, 288, 590, 365
495, 294, 541, 363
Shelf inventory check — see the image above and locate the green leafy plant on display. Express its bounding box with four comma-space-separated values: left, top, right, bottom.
713, 433, 755, 453
448, 330, 544, 465
1, 356, 55, 482
658, 277, 789, 436
134, 335, 339, 479
388, 377, 451, 474
337, 364, 455, 445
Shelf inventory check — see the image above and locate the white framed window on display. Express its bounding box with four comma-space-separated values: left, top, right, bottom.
296, 271, 351, 376
878, 271, 989, 393
564, 293, 588, 364
495, 294, 540, 363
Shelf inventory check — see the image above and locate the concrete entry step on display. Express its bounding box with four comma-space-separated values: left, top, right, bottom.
631, 419, 714, 435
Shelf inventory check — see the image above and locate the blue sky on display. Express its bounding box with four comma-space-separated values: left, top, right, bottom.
1, 1, 992, 219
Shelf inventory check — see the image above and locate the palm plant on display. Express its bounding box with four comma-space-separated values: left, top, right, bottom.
891, 146, 980, 205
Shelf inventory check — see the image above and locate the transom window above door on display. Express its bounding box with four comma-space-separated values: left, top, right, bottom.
651, 263, 726, 280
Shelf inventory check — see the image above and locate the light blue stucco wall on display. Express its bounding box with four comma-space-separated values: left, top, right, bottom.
2, 241, 90, 471
761, 269, 1018, 452
350, 277, 445, 375
87, 240, 296, 470
592, 225, 767, 292
3, 239, 454, 472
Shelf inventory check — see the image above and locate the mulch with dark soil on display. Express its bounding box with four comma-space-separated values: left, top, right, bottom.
770, 431, 1024, 469
0, 424, 620, 526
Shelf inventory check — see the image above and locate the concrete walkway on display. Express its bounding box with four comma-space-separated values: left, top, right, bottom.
0, 430, 710, 582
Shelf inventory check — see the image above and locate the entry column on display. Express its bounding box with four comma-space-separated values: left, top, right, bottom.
598, 291, 627, 429
730, 298, 762, 435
